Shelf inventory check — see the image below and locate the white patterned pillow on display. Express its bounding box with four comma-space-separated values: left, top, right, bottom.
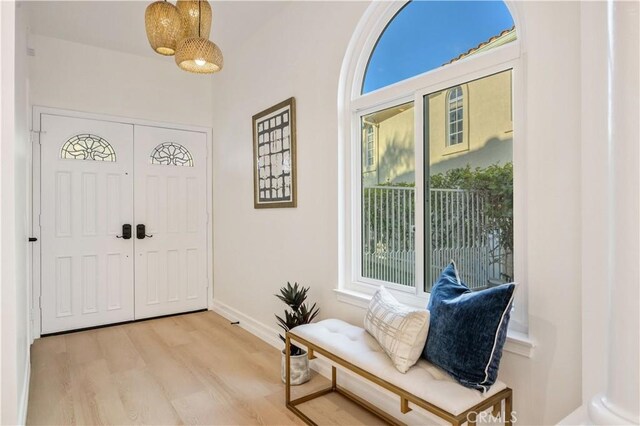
364, 286, 430, 373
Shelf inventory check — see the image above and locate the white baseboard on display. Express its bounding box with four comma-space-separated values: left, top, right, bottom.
210, 299, 282, 350
209, 299, 447, 425
18, 351, 31, 426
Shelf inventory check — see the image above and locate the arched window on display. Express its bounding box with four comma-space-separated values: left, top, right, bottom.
447, 86, 464, 146
61, 134, 116, 162
362, 1, 516, 94
150, 142, 194, 167
339, 1, 525, 333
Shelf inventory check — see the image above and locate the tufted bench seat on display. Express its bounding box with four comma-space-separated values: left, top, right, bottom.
286, 319, 513, 426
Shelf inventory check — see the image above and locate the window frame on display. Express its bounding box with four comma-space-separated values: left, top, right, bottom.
353, 97, 417, 298
363, 123, 376, 170
338, 1, 528, 334
443, 84, 470, 155
446, 86, 464, 146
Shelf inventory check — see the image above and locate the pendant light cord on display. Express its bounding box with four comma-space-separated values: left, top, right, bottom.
198, 0, 201, 38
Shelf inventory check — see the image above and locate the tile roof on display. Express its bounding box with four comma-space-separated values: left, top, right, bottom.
445, 27, 516, 65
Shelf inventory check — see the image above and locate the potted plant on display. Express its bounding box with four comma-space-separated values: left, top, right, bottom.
275, 282, 319, 385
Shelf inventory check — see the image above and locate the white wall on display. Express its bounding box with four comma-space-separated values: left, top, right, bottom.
29, 34, 214, 128
211, 0, 368, 328
1, 1, 31, 423
0, 3, 17, 422
14, 2, 31, 422
211, 0, 369, 332
211, 1, 588, 425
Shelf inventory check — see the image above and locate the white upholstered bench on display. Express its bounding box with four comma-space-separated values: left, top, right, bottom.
286, 319, 513, 426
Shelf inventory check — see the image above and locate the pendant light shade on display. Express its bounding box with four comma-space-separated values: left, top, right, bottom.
176, 0, 212, 39
145, 1, 182, 56
175, 37, 223, 74
144, 0, 223, 75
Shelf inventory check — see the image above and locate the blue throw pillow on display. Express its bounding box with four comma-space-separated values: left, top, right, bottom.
422, 262, 516, 392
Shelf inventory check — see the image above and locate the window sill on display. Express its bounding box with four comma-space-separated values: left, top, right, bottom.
442, 142, 470, 156
334, 288, 535, 358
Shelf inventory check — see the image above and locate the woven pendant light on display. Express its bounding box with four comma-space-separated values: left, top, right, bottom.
145, 0, 182, 56
176, 37, 223, 73
175, 0, 223, 74
176, 0, 212, 39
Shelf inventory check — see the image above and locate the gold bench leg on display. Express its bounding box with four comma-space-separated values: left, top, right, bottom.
492, 400, 502, 417
505, 392, 513, 426
400, 397, 412, 414
331, 366, 337, 389
285, 334, 291, 404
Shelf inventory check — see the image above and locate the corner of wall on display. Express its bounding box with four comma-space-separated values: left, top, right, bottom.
17, 350, 31, 425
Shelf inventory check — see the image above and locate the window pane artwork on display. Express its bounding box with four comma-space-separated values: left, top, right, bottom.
252, 97, 297, 208
150, 142, 194, 167
61, 134, 116, 161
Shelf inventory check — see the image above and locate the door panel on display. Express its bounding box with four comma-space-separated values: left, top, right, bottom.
133, 125, 208, 319
40, 114, 135, 333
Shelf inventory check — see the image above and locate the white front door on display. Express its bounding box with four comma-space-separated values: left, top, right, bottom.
133, 125, 208, 319
40, 114, 135, 334
39, 114, 209, 334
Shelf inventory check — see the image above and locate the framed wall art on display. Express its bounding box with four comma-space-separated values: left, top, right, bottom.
252, 97, 297, 208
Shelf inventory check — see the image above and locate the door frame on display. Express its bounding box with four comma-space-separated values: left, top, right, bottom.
31, 106, 214, 340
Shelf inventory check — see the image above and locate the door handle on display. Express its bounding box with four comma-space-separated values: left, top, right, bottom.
137, 224, 153, 239
116, 224, 132, 239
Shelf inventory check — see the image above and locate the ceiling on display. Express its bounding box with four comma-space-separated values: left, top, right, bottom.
28, 1, 289, 59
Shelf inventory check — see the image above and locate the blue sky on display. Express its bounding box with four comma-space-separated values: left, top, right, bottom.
362, 1, 514, 94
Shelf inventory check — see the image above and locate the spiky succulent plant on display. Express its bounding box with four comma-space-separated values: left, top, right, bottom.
275, 282, 319, 356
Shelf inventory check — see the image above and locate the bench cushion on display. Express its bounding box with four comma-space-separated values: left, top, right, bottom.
291, 319, 507, 416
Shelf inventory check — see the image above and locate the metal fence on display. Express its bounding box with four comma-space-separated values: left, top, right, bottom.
362, 186, 415, 286
362, 186, 508, 290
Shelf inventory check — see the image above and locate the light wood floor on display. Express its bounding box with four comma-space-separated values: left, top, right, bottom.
27, 311, 384, 425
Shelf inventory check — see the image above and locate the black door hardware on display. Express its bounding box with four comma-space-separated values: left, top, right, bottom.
116, 224, 132, 239
28, 237, 38, 242
137, 224, 153, 239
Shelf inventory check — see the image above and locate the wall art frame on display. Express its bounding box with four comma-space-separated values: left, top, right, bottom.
252, 97, 297, 208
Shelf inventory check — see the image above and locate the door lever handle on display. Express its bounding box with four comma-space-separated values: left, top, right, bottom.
117, 224, 132, 239
137, 224, 152, 239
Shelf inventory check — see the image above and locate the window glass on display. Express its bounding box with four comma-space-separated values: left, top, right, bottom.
362, 1, 515, 94
425, 70, 513, 291
361, 102, 415, 287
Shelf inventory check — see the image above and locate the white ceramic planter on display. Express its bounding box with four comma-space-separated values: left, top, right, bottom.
281, 350, 310, 385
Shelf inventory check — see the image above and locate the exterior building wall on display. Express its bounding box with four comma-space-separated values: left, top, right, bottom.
366, 70, 513, 185
428, 70, 513, 176
362, 106, 415, 187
